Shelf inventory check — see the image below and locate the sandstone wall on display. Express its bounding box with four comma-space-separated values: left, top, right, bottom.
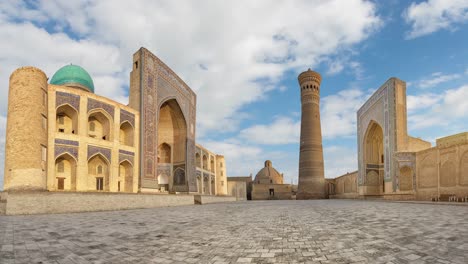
415, 138, 468, 200
4, 192, 195, 215
227, 181, 247, 201
328, 171, 359, 199
194, 195, 237, 204
252, 184, 292, 200
408, 136, 431, 152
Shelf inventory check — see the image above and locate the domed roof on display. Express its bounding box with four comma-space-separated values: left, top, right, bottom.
50, 65, 94, 93
254, 160, 283, 184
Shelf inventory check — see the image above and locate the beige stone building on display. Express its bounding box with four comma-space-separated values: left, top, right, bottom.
227, 179, 247, 201
227, 176, 252, 200
328, 77, 468, 201
195, 144, 227, 196
252, 160, 292, 200
4, 65, 140, 193
3, 48, 227, 196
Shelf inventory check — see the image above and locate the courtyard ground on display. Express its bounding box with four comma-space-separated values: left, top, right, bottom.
0, 200, 467, 264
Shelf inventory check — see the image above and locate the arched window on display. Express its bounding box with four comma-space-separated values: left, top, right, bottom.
97, 165, 103, 174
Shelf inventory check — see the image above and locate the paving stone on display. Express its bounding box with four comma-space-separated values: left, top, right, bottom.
0, 200, 467, 263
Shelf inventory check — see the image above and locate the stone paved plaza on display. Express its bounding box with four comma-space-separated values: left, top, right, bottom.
0, 200, 467, 264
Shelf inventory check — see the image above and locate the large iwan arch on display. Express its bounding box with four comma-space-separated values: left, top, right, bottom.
157, 99, 187, 192
363, 121, 385, 195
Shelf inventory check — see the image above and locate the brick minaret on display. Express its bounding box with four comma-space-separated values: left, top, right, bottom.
297, 69, 325, 199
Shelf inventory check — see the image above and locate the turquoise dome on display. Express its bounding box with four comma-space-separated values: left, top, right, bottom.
50, 65, 94, 93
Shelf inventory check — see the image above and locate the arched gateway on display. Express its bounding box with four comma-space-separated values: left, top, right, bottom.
157, 99, 187, 192
363, 121, 385, 195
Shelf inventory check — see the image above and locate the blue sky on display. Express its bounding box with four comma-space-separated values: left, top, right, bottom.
0, 0, 467, 188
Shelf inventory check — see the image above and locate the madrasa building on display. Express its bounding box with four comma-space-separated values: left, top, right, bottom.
3, 47, 227, 197
327, 77, 468, 201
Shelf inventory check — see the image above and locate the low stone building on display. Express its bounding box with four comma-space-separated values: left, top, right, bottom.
252, 160, 292, 200
326, 171, 358, 199
227, 180, 247, 201
227, 175, 252, 200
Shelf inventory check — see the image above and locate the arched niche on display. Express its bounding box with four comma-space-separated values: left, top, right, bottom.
363, 121, 385, 193
119, 121, 134, 146
366, 171, 380, 186
460, 151, 468, 186
399, 166, 413, 191
88, 110, 112, 141
364, 121, 384, 165
418, 154, 437, 188
88, 154, 110, 191
56, 104, 78, 135
174, 168, 186, 185
55, 153, 77, 191
440, 161, 456, 187
119, 160, 133, 192
158, 99, 187, 189
158, 143, 171, 163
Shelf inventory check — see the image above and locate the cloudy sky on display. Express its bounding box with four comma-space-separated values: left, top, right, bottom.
0, 0, 467, 188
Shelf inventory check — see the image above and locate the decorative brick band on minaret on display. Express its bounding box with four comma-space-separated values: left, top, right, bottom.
297, 69, 326, 199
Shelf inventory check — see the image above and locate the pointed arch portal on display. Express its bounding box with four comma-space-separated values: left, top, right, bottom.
157, 99, 187, 192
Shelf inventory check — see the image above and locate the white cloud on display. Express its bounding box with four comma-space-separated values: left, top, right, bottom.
326, 59, 346, 75
198, 140, 263, 177
408, 84, 468, 129
415, 72, 461, 88
321, 88, 367, 138
239, 117, 300, 145
407, 93, 442, 112
238, 87, 368, 146
0, 1, 382, 185
0, 20, 127, 115
323, 145, 357, 178
404, 0, 468, 39
0, 0, 381, 137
